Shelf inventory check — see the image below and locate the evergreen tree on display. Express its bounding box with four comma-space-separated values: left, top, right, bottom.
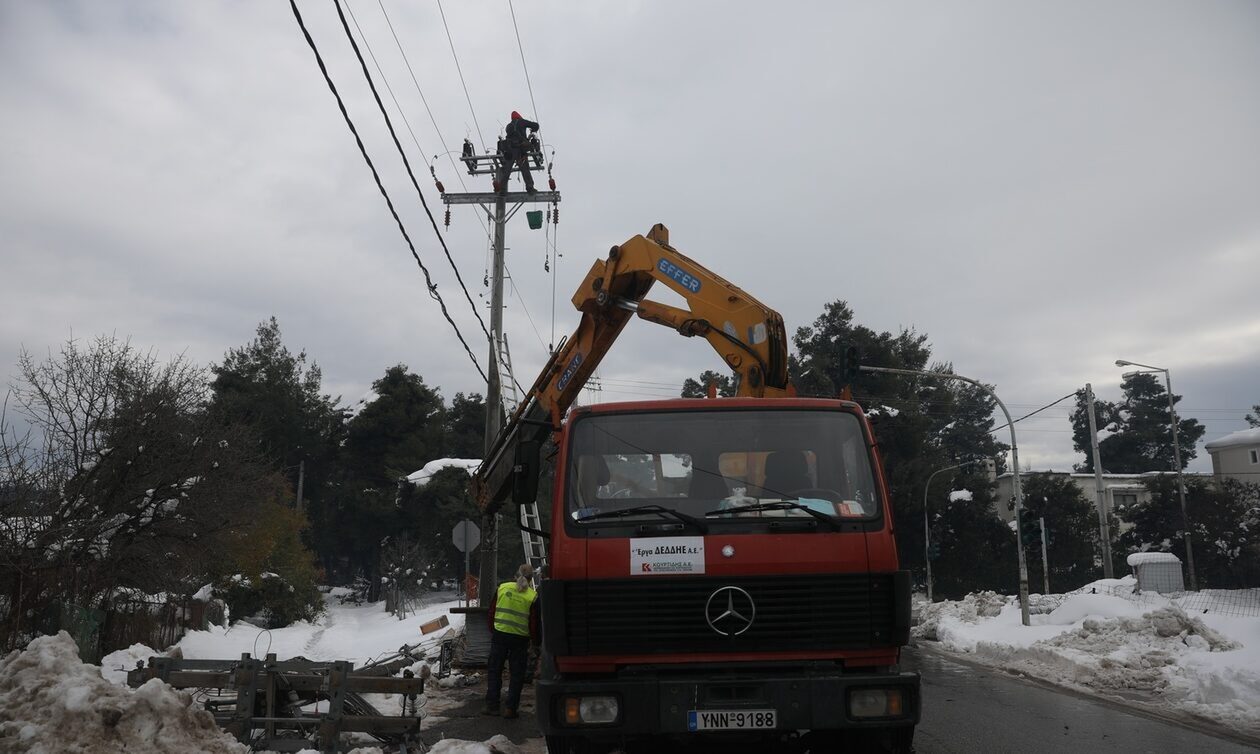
790, 301, 1010, 595
209, 317, 347, 503
1069, 373, 1204, 473
344, 365, 445, 484
680, 370, 735, 398
1246, 404, 1260, 428
928, 476, 1017, 600
444, 392, 486, 458
1018, 474, 1102, 592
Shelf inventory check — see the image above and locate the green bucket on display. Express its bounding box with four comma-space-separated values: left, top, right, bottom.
526, 210, 544, 230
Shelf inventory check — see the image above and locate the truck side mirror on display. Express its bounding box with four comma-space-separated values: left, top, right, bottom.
512, 439, 541, 505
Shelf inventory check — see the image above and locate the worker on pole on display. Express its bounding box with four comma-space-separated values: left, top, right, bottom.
494, 111, 540, 194
482, 563, 539, 719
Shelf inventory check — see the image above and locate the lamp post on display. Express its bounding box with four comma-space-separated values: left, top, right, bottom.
922, 461, 974, 603
1114, 359, 1197, 591
861, 365, 1031, 626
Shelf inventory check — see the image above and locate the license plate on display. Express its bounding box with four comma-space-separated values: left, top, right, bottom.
687, 709, 777, 731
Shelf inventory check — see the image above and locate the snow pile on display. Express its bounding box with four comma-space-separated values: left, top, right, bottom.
429, 734, 524, 754
99, 642, 181, 686
406, 458, 481, 487
0, 632, 246, 753
916, 581, 1260, 735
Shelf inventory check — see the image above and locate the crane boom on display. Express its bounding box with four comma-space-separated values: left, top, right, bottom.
473, 223, 789, 513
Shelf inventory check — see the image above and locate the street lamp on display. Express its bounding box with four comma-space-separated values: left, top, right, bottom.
861, 365, 1032, 626
922, 461, 974, 602
1114, 359, 1197, 590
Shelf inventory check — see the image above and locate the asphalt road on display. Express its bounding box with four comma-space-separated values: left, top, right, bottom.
421, 650, 1260, 753
906, 646, 1259, 753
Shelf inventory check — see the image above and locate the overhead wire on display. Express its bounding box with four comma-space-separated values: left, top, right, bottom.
330, 0, 491, 345
506, 0, 542, 148
343, 1, 431, 167
435, 0, 488, 152
288, 0, 486, 382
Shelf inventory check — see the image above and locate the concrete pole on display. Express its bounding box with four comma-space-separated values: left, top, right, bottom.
1084, 384, 1114, 578
1164, 370, 1198, 591
860, 365, 1031, 626
477, 195, 507, 606
295, 459, 305, 516
1039, 516, 1050, 595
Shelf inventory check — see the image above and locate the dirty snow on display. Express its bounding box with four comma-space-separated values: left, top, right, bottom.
407, 458, 481, 487
915, 577, 1260, 736
0, 632, 246, 753
429, 734, 524, 754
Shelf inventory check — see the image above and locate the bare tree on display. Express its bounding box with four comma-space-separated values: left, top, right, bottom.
1, 336, 272, 648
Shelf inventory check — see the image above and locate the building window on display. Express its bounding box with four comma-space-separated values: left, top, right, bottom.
1251, 449, 1259, 465
1113, 492, 1139, 512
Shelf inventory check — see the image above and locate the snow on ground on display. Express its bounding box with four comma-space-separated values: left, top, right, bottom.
0, 632, 247, 753
915, 577, 1260, 736
428, 734, 524, 754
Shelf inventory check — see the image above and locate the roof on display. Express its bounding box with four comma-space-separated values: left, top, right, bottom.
1204, 427, 1260, 452
1126, 551, 1181, 566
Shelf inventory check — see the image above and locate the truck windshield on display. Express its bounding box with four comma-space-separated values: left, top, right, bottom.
566, 409, 880, 526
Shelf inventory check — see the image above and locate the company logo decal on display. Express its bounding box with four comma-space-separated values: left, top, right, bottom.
705, 586, 756, 636
556, 352, 583, 391
657, 258, 701, 294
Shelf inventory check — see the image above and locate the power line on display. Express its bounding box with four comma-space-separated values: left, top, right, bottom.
343, 2, 430, 166
506, 0, 541, 125
991, 391, 1080, 434
330, 0, 491, 344
435, 0, 488, 152
288, 0, 486, 382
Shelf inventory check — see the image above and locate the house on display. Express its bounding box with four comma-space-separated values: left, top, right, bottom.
991, 470, 1212, 523
1204, 427, 1260, 485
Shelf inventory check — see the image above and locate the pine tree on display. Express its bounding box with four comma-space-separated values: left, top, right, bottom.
680, 370, 735, 398
1018, 474, 1102, 592
1069, 373, 1205, 473
1246, 404, 1260, 428
443, 393, 486, 458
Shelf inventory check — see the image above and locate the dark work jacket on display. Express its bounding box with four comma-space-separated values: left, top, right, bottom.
505, 117, 539, 148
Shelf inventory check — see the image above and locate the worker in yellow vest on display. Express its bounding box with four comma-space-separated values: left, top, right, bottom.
482, 563, 538, 719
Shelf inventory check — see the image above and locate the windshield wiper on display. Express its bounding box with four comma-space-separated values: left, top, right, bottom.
577, 504, 708, 533
703, 501, 842, 530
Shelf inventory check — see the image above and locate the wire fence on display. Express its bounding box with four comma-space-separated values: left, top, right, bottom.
1074, 578, 1260, 618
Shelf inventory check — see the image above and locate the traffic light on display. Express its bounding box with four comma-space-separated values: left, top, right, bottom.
928, 541, 941, 560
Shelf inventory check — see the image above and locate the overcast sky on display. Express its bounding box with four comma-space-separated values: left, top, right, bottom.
2, 1, 1257, 473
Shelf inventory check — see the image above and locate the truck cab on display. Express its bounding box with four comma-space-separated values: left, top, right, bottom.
535, 397, 919, 753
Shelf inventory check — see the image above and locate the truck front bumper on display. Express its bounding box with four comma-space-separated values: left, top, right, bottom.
536, 665, 920, 739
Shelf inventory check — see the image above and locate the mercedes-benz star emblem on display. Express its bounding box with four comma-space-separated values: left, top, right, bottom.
705, 586, 756, 636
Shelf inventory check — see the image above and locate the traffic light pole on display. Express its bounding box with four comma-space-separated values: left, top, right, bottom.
861, 365, 1031, 626
1084, 383, 1115, 578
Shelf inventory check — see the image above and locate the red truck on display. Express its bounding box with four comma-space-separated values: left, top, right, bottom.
474, 226, 919, 753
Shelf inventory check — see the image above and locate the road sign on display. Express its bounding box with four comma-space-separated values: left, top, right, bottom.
453, 519, 481, 552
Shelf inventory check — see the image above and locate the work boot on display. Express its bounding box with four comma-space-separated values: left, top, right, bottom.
526, 186, 538, 194
481, 701, 500, 716
502, 706, 519, 719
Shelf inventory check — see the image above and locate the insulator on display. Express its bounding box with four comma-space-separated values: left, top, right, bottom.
552, 206, 559, 224
548, 176, 556, 191
444, 208, 451, 228
435, 180, 445, 193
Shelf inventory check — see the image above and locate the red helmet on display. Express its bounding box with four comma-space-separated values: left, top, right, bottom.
511, 111, 522, 120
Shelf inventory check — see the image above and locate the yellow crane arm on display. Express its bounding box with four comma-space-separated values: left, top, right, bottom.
473, 224, 789, 513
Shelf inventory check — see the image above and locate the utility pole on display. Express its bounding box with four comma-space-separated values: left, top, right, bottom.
861, 365, 1032, 626
295, 460, 305, 516
442, 140, 560, 606
1084, 384, 1114, 578
1039, 516, 1050, 595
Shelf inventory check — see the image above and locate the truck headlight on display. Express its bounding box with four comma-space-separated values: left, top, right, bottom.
849, 688, 904, 719
563, 695, 620, 724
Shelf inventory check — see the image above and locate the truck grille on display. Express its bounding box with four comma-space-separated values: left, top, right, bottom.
562, 573, 897, 655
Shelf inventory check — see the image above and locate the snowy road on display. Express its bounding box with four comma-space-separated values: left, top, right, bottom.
906, 646, 1258, 753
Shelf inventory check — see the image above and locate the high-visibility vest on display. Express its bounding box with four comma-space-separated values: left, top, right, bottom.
493, 581, 537, 637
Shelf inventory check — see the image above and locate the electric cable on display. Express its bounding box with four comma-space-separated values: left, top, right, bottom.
331, 0, 491, 344
506, 0, 542, 142
436, 0, 488, 152
289, 0, 486, 382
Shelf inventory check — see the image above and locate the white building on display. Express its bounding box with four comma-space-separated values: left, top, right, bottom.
1204, 427, 1260, 486
991, 470, 1212, 523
